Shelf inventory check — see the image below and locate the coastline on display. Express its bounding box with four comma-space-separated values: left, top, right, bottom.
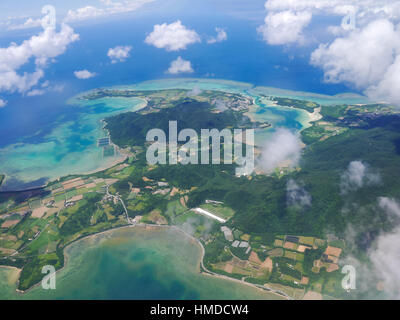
8, 223, 289, 300
0, 79, 347, 299
1, 79, 349, 191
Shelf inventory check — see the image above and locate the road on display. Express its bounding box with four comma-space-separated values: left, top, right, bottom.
105, 184, 131, 224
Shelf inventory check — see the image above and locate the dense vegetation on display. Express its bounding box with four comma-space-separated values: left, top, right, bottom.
59, 193, 103, 237
106, 99, 400, 251
19, 249, 64, 291
3, 88, 400, 296
105, 98, 253, 147
272, 97, 318, 113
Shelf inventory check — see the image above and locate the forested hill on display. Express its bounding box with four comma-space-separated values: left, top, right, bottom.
104, 98, 254, 147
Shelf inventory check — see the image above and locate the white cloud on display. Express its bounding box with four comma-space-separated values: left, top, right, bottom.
365, 54, 400, 105
74, 70, 97, 79
378, 197, 400, 219
7, 17, 42, 31
65, 6, 104, 22
258, 1, 400, 105
214, 99, 228, 112
26, 82, 65, 96
311, 20, 400, 88
107, 45, 132, 63
145, 20, 201, 51
287, 179, 312, 207
340, 161, 381, 194
0, 98, 7, 108
258, 128, 302, 173
27, 89, 46, 97
257, 10, 312, 45
312, 19, 400, 105
263, 0, 400, 22
368, 197, 400, 298
187, 86, 202, 97
65, 0, 155, 23
207, 27, 228, 44
166, 57, 194, 74
0, 24, 79, 94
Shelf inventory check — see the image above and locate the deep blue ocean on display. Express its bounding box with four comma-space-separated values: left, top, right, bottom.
0, 2, 353, 149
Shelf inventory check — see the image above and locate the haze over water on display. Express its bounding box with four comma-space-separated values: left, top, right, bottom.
0, 227, 284, 300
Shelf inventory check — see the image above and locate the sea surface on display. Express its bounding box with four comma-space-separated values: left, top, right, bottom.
0, 1, 375, 300
0, 77, 369, 300
0, 226, 283, 300
0, 78, 369, 191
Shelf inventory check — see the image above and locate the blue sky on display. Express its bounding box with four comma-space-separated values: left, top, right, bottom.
0, 0, 400, 108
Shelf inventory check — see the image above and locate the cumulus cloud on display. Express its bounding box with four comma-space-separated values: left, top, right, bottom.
258, 128, 302, 173
187, 86, 202, 97
365, 54, 400, 105
263, 0, 400, 24
107, 45, 132, 63
166, 56, 194, 74
311, 20, 400, 87
378, 197, 400, 220
7, 17, 42, 31
207, 27, 228, 44
65, 0, 155, 23
26, 82, 64, 97
259, 0, 400, 105
287, 179, 312, 207
214, 99, 228, 112
0, 98, 7, 108
313, 19, 400, 105
258, 10, 312, 45
74, 70, 97, 79
0, 24, 79, 95
368, 198, 400, 298
26, 89, 46, 97
145, 20, 201, 51
340, 161, 381, 194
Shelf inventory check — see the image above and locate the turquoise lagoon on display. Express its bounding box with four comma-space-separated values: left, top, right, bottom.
0, 226, 283, 300
0, 78, 369, 191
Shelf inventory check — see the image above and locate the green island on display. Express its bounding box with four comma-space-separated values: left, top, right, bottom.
1, 88, 399, 299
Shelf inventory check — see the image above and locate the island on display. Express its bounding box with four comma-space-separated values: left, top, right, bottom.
0, 87, 399, 300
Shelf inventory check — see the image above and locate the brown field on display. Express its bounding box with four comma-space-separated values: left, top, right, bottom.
62, 178, 85, 190
32, 206, 47, 218
0, 247, 16, 255
324, 246, 342, 257
1, 220, 20, 228
0, 234, 17, 242
43, 207, 60, 219
105, 178, 119, 185
69, 194, 84, 202
169, 187, 179, 197
224, 263, 234, 274
249, 251, 262, 264
326, 263, 339, 272
284, 241, 297, 250
260, 257, 273, 272
303, 291, 322, 300
297, 245, 311, 252
180, 196, 188, 208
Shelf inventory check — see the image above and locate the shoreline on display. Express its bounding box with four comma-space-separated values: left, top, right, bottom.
6, 223, 289, 300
